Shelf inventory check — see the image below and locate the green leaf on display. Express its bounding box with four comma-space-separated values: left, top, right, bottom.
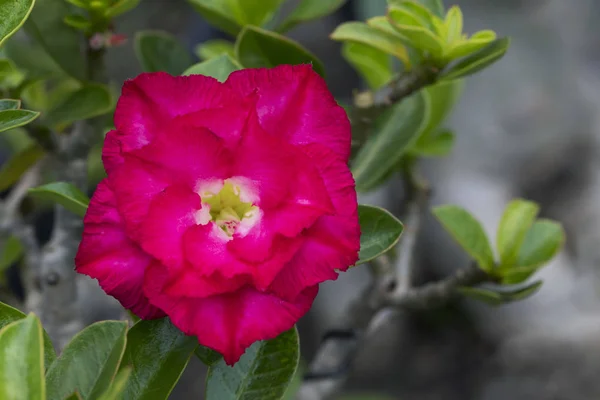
0, 0, 35, 47
194, 39, 235, 61
457, 286, 503, 306
45, 83, 113, 128
4, 38, 65, 80
499, 280, 543, 301
65, 393, 83, 400
516, 219, 565, 270
183, 54, 242, 82
97, 368, 131, 400
441, 37, 510, 80
278, 0, 347, 32
356, 205, 404, 265
0, 99, 20, 111
433, 205, 495, 272
413, 0, 444, 17
388, 0, 436, 31
195, 345, 222, 366
388, 6, 444, 58
235, 25, 325, 77
0, 235, 24, 272
46, 321, 128, 400
335, 395, 396, 400
282, 360, 304, 400
186, 0, 239, 36
444, 36, 496, 61
0, 143, 45, 191
0, 314, 45, 400
444, 5, 462, 43
0, 109, 39, 132
0, 302, 56, 370
0, 58, 25, 87
206, 327, 299, 400
331, 21, 409, 64
25, 0, 87, 80
412, 78, 463, 149
342, 42, 392, 90
28, 182, 90, 217
134, 31, 193, 76
461, 281, 544, 304
412, 129, 455, 156
496, 199, 539, 268
119, 318, 197, 400
104, 0, 140, 18
63, 14, 91, 31
351, 90, 430, 192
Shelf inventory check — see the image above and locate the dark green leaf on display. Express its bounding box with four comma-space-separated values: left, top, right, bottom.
28, 182, 90, 217
463, 281, 544, 303
195, 345, 222, 366
342, 42, 392, 90
351, 90, 429, 192
0, 143, 45, 191
0, 314, 45, 400
335, 395, 396, 400
412, 129, 455, 156
357, 205, 404, 265
119, 318, 197, 400
63, 14, 91, 31
0, 0, 35, 46
331, 22, 409, 64
186, 0, 239, 36
25, 0, 87, 80
0, 301, 56, 370
4, 38, 65, 80
278, 0, 347, 32
433, 205, 495, 272
134, 31, 192, 75
282, 360, 304, 400
97, 368, 131, 400
65, 393, 83, 400
457, 286, 503, 306
46, 321, 128, 400
183, 54, 242, 82
0, 58, 24, 87
45, 83, 113, 127
0, 109, 39, 132
206, 327, 299, 400
104, 0, 140, 18
496, 199, 539, 268
516, 219, 565, 270
0, 235, 23, 271
441, 38, 510, 80
235, 25, 325, 77
496, 280, 543, 301
0, 99, 20, 111
194, 39, 235, 61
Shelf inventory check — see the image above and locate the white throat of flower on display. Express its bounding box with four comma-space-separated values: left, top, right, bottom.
195, 178, 261, 241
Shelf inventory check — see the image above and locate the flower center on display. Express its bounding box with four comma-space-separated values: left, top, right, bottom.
196, 180, 258, 237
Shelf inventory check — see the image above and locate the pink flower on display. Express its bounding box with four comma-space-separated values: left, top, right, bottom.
75, 65, 360, 365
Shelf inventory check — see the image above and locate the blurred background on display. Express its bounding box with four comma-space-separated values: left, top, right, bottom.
3, 0, 600, 398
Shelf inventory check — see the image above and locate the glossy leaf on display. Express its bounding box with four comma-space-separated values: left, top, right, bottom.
235, 25, 325, 77
104, 0, 140, 18
97, 368, 131, 400
0, 314, 45, 400
134, 31, 193, 76
441, 38, 510, 80
194, 39, 235, 61
352, 90, 430, 192
183, 54, 242, 82
0, 0, 35, 47
46, 321, 128, 400
205, 327, 299, 400
433, 205, 495, 272
45, 83, 113, 128
187, 0, 285, 35
28, 182, 90, 217
412, 129, 455, 156
25, 0, 87, 80
0, 235, 23, 271
0, 109, 39, 133
342, 42, 392, 90
0, 143, 45, 191
278, 0, 347, 32
331, 22, 409, 64
496, 199, 539, 268
516, 220, 565, 270
0, 301, 56, 370
388, 0, 436, 31
356, 205, 404, 265
195, 346, 222, 366
0, 99, 20, 111
119, 318, 197, 400
388, 7, 444, 58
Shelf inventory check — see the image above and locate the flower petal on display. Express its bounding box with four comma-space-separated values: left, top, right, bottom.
75, 179, 165, 319
114, 72, 242, 151
102, 130, 123, 175
131, 123, 231, 189
138, 185, 200, 269
144, 283, 318, 365
225, 64, 351, 159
